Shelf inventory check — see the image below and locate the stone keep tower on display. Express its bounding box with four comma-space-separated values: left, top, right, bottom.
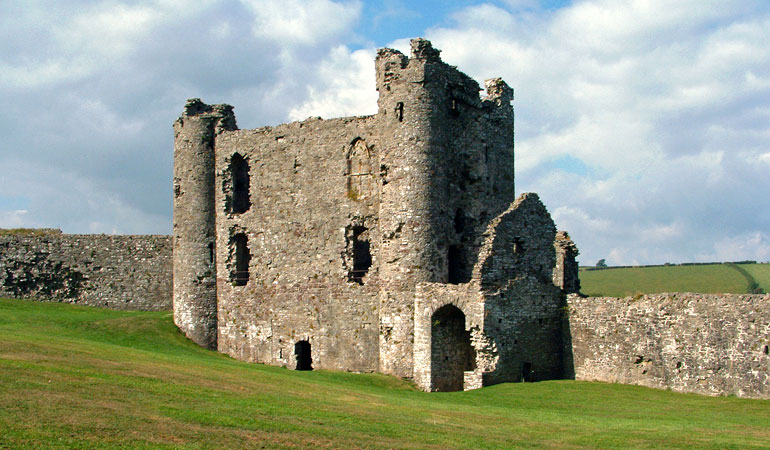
173, 38, 580, 391
374, 40, 516, 377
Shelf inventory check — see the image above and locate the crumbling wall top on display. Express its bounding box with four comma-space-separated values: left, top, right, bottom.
484, 78, 513, 104
179, 98, 238, 132
410, 38, 442, 62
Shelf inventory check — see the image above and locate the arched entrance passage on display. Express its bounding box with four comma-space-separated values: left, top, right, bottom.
294, 340, 312, 371
430, 304, 475, 391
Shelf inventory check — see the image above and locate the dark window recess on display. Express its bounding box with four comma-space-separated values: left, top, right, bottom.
395, 102, 404, 122
521, 362, 533, 382
448, 245, 471, 284
348, 226, 372, 284
513, 238, 524, 255
231, 233, 250, 286
230, 153, 251, 214
295, 340, 312, 370
208, 242, 214, 264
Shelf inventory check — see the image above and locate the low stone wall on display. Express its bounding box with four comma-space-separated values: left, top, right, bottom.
567, 293, 770, 398
0, 230, 172, 311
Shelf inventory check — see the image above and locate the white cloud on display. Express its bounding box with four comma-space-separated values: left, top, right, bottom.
0, 0, 366, 234
711, 232, 770, 262
0, 210, 31, 229
241, 0, 361, 45
1, 0, 768, 267
288, 46, 377, 121
419, 0, 770, 265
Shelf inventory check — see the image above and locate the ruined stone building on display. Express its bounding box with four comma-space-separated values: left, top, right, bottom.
172, 38, 578, 392
1, 39, 764, 398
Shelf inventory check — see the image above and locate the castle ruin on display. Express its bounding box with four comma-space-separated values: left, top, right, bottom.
172, 39, 580, 391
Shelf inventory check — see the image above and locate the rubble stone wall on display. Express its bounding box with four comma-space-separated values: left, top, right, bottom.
567, 293, 770, 398
0, 230, 171, 311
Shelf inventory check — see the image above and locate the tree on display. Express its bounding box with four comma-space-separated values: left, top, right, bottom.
596, 258, 607, 268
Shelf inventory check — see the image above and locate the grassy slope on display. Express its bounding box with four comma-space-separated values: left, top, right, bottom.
738, 263, 770, 293
1, 299, 769, 449
578, 264, 758, 297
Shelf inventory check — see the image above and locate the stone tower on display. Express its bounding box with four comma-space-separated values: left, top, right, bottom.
374, 39, 515, 377
172, 99, 236, 349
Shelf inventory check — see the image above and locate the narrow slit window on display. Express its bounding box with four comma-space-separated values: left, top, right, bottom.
231, 233, 250, 286
448, 245, 471, 284
348, 226, 372, 285
230, 153, 250, 214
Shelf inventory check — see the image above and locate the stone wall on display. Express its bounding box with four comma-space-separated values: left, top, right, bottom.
567, 293, 770, 398
0, 230, 172, 311
213, 115, 382, 372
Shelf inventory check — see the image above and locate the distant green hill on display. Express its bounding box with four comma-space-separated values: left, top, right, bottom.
1, 298, 768, 449
579, 263, 769, 297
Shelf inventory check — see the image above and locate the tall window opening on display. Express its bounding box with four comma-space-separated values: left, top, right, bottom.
348, 225, 372, 285
430, 304, 475, 391
230, 153, 250, 214
346, 138, 375, 201
231, 233, 250, 286
448, 245, 471, 284
295, 340, 312, 370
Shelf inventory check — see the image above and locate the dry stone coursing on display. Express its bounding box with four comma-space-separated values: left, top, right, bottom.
567, 293, 770, 398
0, 230, 171, 311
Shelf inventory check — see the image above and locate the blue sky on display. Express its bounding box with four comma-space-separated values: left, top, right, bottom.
1, 0, 769, 265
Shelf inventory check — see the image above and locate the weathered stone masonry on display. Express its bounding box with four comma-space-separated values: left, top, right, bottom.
173, 38, 581, 391
568, 293, 770, 399
0, 230, 171, 311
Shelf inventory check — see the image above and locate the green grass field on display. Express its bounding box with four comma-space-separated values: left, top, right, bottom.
738, 263, 770, 293
579, 263, 770, 297
1, 298, 769, 449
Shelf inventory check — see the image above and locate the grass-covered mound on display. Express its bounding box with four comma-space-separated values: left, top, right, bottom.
580, 263, 769, 297
1, 298, 768, 449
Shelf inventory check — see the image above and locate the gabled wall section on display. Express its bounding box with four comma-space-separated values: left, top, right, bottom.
476, 193, 566, 385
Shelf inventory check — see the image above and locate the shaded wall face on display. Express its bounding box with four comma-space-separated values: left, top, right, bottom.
568, 293, 770, 399
482, 281, 565, 385
477, 193, 566, 385
173, 104, 233, 349
213, 117, 381, 373
0, 233, 171, 311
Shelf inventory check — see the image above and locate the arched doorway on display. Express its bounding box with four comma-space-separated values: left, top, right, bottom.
430, 304, 475, 391
294, 340, 312, 371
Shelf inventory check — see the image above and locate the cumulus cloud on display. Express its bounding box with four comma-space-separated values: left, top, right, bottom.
0, 0, 363, 234
2, 0, 768, 267
288, 46, 377, 121
418, 0, 770, 265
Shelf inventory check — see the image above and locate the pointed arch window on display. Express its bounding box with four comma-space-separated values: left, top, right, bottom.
346, 138, 375, 201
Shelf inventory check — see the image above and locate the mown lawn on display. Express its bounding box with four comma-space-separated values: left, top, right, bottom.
1, 298, 768, 449
579, 264, 755, 297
